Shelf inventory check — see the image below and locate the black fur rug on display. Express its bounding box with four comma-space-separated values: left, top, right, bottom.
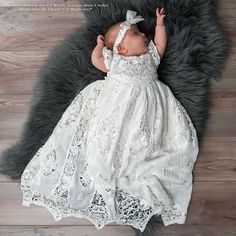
0, 0, 230, 235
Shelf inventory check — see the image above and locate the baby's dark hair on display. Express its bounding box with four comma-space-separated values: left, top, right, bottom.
104, 21, 123, 50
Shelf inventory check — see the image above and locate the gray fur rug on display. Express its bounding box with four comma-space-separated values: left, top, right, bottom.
0, 0, 230, 235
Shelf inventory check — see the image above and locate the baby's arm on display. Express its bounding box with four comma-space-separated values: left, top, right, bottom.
154, 7, 167, 60
91, 35, 108, 73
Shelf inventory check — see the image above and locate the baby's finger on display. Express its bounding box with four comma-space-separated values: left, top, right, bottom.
97, 36, 104, 45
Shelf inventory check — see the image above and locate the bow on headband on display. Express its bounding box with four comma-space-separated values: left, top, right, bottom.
113, 10, 144, 54
120, 10, 144, 28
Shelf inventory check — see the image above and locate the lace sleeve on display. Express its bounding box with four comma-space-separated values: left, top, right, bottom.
148, 40, 161, 66
102, 47, 113, 70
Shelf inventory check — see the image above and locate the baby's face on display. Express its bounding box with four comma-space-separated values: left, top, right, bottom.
119, 24, 148, 56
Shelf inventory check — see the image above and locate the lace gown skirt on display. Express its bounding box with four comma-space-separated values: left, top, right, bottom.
20, 77, 199, 232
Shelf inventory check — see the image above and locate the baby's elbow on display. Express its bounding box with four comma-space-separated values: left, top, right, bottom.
91, 58, 100, 70
157, 48, 165, 60
92, 60, 108, 73
91, 55, 97, 66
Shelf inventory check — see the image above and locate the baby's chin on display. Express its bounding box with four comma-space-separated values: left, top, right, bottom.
136, 44, 148, 55
135, 47, 148, 56
142, 45, 149, 54
125, 45, 148, 56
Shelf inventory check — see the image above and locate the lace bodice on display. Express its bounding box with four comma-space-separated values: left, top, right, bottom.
102, 40, 161, 85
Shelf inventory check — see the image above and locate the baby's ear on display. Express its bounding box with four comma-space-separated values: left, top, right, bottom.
117, 44, 122, 52
117, 44, 127, 54
117, 44, 122, 51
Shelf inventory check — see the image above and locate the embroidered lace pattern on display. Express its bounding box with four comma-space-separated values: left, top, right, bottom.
22, 162, 187, 232
175, 99, 196, 143
21, 82, 188, 232
148, 40, 161, 66
112, 87, 142, 178
94, 82, 122, 158
41, 149, 57, 176
102, 47, 113, 70
79, 163, 92, 187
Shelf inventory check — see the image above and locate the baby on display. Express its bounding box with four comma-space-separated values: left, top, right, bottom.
20, 7, 199, 233
91, 7, 167, 73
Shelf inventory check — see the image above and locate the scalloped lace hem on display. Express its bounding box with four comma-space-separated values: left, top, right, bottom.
22, 190, 187, 232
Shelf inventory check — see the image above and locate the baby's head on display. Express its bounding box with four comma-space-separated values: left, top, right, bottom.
104, 21, 148, 57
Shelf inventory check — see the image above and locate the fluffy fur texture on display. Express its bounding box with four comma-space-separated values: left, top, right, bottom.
0, 0, 230, 235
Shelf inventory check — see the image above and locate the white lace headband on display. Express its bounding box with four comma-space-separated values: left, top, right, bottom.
113, 10, 144, 54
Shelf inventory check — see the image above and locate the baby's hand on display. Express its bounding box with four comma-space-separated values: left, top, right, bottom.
97, 35, 105, 46
156, 7, 166, 26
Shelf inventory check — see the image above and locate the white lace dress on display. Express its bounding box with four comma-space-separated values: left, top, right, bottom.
20, 39, 199, 232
